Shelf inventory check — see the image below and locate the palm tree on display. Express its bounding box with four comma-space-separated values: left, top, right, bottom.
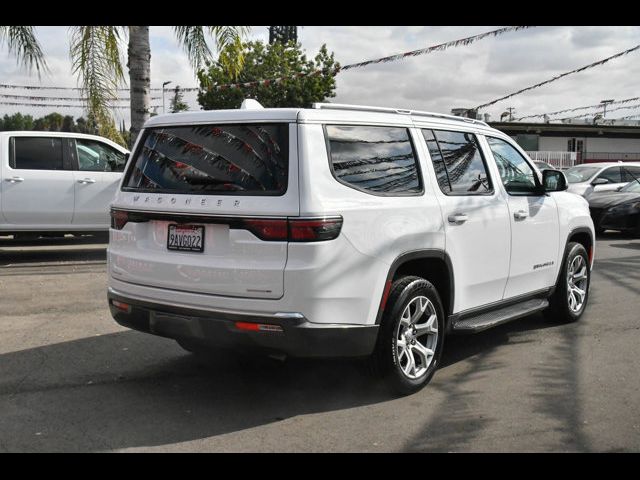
0, 26, 48, 73
2, 26, 249, 147
71, 26, 249, 147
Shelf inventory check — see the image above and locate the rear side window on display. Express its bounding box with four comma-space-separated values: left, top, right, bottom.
597, 167, 622, 183
422, 129, 493, 195
123, 124, 289, 195
11, 137, 64, 170
622, 165, 640, 182
325, 125, 422, 195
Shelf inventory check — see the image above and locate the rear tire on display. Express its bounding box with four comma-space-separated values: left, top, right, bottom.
545, 242, 590, 323
372, 276, 445, 396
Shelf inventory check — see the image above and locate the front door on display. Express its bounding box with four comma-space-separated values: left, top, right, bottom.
1, 136, 74, 226
421, 129, 511, 313
484, 136, 560, 299
71, 138, 127, 227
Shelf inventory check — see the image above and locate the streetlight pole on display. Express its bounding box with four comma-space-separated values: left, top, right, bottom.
162, 81, 172, 113
600, 99, 614, 118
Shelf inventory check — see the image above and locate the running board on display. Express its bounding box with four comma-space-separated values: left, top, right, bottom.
451, 298, 549, 333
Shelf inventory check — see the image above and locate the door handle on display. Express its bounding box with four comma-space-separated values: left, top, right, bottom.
77, 178, 97, 184
5, 176, 24, 183
448, 213, 469, 224
514, 210, 529, 220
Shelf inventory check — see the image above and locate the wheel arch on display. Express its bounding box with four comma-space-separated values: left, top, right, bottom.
375, 249, 454, 325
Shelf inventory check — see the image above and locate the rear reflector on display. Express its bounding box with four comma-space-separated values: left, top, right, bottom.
235, 322, 283, 332
380, 280, 393, 312
111, 300, 131, 313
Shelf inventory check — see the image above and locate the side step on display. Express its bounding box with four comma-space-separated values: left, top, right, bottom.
451, 298, 549, 333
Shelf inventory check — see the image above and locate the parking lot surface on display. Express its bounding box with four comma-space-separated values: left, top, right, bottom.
0, 234, 639, 452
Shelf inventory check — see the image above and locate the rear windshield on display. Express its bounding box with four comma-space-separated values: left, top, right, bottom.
123, 123, 289, 195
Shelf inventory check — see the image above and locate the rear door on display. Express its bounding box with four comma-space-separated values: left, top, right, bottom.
108, 122, 298, 299
421, 128, 511, 313
1, 135, 74, 226
71, 137, 128, 227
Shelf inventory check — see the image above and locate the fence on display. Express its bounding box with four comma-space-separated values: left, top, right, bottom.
525, 151, 578, 169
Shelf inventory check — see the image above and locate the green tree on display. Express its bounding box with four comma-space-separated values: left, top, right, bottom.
1, 26, 248, 148
169, 85, 189, 113
1, 112, 34, 130
62, 115, 76, 132
197, 41, 338, 110
43, 112, 64, 131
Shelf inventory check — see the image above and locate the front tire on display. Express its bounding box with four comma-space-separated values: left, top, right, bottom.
372, 276, 445, 396
546, 242, 591, 323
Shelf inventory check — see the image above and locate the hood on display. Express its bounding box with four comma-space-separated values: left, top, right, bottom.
588, 192, 640, 209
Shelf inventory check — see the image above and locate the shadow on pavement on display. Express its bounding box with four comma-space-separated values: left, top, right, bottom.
0, 310, 575, 452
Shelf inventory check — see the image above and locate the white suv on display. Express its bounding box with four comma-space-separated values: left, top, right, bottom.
107, 103, 595, 395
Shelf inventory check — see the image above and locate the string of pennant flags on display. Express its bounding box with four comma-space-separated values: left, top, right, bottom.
204, 26, 535, 92
515, 96, 640, 120
474, 44, 640, 111
0, 92, 161, 101
0, 100, 161, 109
556, 102, 640, 121
0, 26, 533, 97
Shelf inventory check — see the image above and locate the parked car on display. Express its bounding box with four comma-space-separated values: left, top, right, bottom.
589, 179, 640, 235
565, 162, 640, 198
107, 102, 594, 395
533, 160, 554, 170
0, 131, 129, 238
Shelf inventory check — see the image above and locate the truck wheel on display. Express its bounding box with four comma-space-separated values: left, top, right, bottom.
372, 276, 445, 396
546, 242, 590, 323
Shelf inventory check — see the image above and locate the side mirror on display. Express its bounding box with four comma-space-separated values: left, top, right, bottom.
615, 185, 623, 191
591, 177, 609, 186
542, 169, 568, 192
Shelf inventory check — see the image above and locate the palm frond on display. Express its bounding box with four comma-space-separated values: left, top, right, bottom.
69, 26, 126, 127
0, 26, 48, 75
175, 26, 249, 79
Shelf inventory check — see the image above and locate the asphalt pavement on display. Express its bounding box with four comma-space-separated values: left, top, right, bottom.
0, 233, 638, 452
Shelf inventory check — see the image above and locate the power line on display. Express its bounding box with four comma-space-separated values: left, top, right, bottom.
514, 96, 640, 120
475, 44, 640, 111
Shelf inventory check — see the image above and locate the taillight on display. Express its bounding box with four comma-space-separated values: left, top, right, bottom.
110, 209, 129, 230
241, 217, 342, 242
288, 217, 342, 242
241, 219, 288, 241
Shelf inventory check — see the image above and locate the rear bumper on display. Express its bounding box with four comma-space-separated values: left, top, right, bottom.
108, 288, 378, 358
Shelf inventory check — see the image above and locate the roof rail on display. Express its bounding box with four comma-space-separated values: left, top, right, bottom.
311, 103, 489, 127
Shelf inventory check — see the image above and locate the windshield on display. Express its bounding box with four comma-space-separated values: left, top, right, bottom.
620, 180, 640, 193
565, 166, 601, 183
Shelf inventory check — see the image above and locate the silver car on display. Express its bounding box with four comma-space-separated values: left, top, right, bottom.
565, 162, 640, 198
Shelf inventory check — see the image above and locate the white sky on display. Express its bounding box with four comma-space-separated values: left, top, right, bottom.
1, 26, 639, 127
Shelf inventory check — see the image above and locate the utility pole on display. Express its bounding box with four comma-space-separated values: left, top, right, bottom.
162, 81, 172, 113
506, 107, 516, 122
600, 99, 614, 118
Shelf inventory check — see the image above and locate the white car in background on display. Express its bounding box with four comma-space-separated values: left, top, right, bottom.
0, 131, 129, 238
565, 162, 640, 198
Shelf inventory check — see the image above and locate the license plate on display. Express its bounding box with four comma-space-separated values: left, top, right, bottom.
167, 224, 205, 252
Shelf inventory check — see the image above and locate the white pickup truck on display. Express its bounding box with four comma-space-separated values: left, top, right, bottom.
0, 131, 129, 238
